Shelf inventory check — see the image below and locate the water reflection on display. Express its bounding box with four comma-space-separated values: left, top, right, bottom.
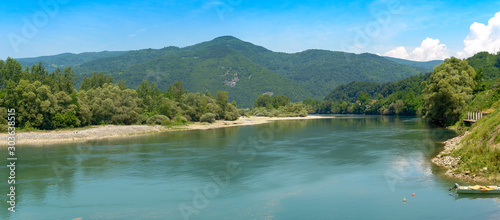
0, 116, 491, 220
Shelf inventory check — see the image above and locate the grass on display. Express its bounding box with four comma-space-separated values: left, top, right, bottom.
452, 102, 500, 179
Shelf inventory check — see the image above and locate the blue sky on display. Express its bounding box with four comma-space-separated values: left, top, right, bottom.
2, 0, 500, 61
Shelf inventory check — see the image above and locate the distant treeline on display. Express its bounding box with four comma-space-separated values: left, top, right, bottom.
304, 51, 500, 127
304, 73, 429, 116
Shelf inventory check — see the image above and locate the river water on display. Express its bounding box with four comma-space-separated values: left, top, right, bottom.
1, 116, 499, 219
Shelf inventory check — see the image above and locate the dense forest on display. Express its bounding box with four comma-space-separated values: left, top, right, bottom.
16, 36, 436, 107
304, 52, 500, 123
0, 58, 244, 131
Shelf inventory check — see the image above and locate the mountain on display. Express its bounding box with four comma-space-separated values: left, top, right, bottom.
466, 51, 500, 84
110, 46, 312, 107
15, 51, 126, 72
383, 56, 442, 72
11, 36, 441, 107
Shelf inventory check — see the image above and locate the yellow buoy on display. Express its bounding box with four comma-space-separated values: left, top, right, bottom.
403, 198, 407, 202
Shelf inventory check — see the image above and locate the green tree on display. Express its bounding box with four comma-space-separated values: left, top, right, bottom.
167, 81, 184, 102
79, 72, 114, 91
254, 94, 272, 108
422, 57, 476, 126
473, 68, 486, 94
272, 95, 290, 108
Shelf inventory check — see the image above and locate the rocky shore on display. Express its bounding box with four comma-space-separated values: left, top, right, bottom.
0, 115, 334, 146
431, 131, 491, 183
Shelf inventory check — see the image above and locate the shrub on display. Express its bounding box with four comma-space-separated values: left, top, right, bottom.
161, 119, 172, 126
174, 116, 188, 125
200, 113, 216, 123
146, 114, 170, 125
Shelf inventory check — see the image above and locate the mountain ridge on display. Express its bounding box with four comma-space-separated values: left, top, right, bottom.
13, 36, 443, 107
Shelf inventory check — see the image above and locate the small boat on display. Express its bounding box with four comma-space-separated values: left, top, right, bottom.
450, 183, 500, 194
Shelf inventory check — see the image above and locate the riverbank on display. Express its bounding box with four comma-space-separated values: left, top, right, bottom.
0, 115, 335, 146
431, 131, 497, 183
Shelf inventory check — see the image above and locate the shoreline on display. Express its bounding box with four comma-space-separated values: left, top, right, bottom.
0, 115, 335, 146
431, 131, 494, 184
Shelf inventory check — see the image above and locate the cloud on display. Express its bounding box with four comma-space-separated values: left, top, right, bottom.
384, 46, 408, 59
384, 38, 449, 61
457, 11, 500, 58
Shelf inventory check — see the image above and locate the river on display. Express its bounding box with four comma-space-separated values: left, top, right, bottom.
1, 116, 499, 219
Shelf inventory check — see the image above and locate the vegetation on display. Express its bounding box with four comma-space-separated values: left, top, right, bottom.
304, 73, 428, 116
17, 36, 436, 107
383, 56, 442, 72
452, 100, 500, 179
443, 53, 500, 180
251, 94, 307, 117
17, 51, 126, 72
0, 58, 242, 131
422, 57, 476, 126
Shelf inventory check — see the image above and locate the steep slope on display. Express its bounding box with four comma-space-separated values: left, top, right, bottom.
14, 36, 434, 106
466, 52, 500, 84
256, 51, 424, 98
181, 37, 426, 98
75, 46, 181, 74
112, 46, 311, 107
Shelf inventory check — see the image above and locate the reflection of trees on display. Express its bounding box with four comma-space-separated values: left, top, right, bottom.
0, 116, 461, 218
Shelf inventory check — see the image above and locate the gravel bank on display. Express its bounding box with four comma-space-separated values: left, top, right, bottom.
431, 131, 491, 183
0, 116, 335, 146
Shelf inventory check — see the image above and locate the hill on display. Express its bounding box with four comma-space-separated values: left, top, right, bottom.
11, 36, 439, 107
16, 51, 126, 72
465, 51, 500, 86
110, 46, 312, 107
383, 56, 442, 72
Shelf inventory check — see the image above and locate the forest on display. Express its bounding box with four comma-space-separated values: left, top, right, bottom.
304, 51, 500, 127
16, 36, 431, 107
0, 58, 242, 131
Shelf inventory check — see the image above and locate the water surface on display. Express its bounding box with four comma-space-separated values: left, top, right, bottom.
1, 116, 499, 219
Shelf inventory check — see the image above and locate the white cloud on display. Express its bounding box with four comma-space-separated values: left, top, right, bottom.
384, 46, 408, 59
457, 11, 500, 58
384, 38, 449, 61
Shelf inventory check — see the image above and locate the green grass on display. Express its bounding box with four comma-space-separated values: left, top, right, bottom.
452, 101, 500, 179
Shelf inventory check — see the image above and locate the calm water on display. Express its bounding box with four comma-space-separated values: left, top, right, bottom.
1, 116, 499, 220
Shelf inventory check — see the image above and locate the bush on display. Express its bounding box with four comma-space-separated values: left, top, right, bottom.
238, 109, 247, 116
200, 113, 216, 123
0, 124, 8, 133
161, 119, 172, 126
174, 116, 188, 125
146, 114, 170, 125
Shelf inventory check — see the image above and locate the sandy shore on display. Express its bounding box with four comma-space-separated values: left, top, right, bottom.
431, 131, 496, 183
0, 115, 335, 146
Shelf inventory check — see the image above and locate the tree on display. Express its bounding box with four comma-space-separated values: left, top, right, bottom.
254, 94, 272, 108
272, 95, 290, 108
79, 72, 113, 91
473, 68, 486, 94
167, 81, 184, 101
422, 57, 476, 126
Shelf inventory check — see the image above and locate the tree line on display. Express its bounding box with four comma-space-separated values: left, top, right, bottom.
0, 58, 241, 131
304, 55, 500, 127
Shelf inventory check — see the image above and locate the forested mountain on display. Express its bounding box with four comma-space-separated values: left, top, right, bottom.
13, 36, 440, 107
104, 46, 312, 108
383, 56, 442, 72
466, 51, 500, 85
16, 51, 126, 72
313, 51, 500, 116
